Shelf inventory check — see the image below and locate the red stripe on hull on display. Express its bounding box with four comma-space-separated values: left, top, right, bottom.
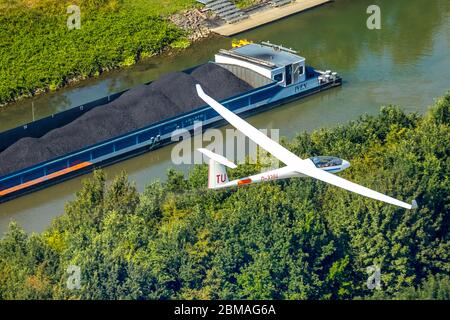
0, 162, 92, 197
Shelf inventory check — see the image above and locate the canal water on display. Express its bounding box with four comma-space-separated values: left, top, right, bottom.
0, 0, 449, 234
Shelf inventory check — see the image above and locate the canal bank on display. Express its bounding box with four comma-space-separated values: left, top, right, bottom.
0, 0, 449, 234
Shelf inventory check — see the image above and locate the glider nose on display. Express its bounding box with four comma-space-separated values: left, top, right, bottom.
342, 159, 351, 170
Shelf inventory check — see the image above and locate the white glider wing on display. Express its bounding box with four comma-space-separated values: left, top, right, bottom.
297, 160, 413, 209
196, 84, 413, 209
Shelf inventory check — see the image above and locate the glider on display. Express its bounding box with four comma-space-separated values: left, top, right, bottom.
196, 84, 417, 210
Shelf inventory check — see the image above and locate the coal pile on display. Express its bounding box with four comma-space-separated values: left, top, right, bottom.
0, 63, 253, 176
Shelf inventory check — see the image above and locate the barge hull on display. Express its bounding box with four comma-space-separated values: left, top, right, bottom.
0, 77, 341, 203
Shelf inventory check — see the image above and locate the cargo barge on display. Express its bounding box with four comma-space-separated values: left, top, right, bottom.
0, 42, 341, 203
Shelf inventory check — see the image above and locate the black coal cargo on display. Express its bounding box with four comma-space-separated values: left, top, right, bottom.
0, 64, 253, 176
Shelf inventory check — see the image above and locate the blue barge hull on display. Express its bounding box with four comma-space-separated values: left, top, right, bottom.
0, 68, 341, 203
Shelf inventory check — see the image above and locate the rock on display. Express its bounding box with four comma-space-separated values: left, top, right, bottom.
169, 9, 212, 41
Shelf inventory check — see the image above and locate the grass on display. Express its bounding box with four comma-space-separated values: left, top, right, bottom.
233, 0, 262, 9
0, 0, 197, 106
124, 0, 196, 14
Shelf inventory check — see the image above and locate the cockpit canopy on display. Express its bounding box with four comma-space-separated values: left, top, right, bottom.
310, 156, 343, 168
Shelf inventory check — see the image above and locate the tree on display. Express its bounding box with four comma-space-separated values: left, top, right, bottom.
0, 93, 448, 300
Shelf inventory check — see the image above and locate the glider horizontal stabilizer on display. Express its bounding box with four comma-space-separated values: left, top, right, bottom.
197, 148, 237, 169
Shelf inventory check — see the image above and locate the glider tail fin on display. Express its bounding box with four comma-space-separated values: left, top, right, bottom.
197, 148, 236, 189
208, 158, 229, 189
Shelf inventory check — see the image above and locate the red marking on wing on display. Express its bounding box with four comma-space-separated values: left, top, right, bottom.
237, 178, 252, 186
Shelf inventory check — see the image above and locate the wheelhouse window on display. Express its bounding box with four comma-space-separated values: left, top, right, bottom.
285, 64, 293, 86
273, 73, 283, 82
299, 65, 304, 75
292, 63, 304, 84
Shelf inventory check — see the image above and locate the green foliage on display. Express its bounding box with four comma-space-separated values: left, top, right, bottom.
369, 274, 450, 300
0, 93, 449, 299
0, 0, 194, 105
232, 0, 260, 9
170, 38, 191, 50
